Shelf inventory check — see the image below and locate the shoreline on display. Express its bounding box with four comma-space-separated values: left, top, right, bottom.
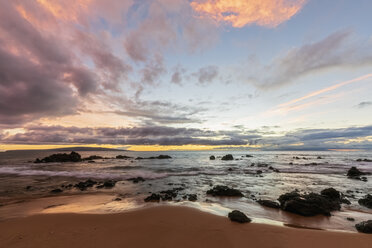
1, 205, 371, 248
0, 193, 371, 233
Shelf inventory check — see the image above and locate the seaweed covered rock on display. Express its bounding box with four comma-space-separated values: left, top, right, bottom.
34, 151, 82, 163
228, 210, 251, 223
207, 185, 243, 197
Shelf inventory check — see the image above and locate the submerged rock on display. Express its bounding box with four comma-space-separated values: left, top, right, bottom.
246, 155, 253, 157
358, 194, 372, 209
75, 179, 97, 191
228, 210, 251, 223
221, 154, 234, 161
144, 193, 161, 202
209, 155, 215, 160
50, 188, 63, 194
34, 151, 82, 163
278, 189, 342, 216
187, 194, 197, 201
355, 220, 372, 233
103, 180, 116, 188
257, 200, 280, 209
128, 177, 145, 183
207, 185, 243, 197
356, 159, 372, 162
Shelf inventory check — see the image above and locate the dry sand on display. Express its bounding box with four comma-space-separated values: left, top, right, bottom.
0, 206, 371, 248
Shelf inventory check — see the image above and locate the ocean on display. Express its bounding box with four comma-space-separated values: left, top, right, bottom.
0, 150, 371, 231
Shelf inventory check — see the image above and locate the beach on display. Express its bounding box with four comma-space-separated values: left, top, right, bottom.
1, 206, 371, 248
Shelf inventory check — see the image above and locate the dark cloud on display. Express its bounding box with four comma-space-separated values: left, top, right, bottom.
246, 30, 372, 89
356, 101, 372, 108
192, 66, 219, 84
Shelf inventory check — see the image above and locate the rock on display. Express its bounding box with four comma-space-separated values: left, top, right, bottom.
347, 167, 367, 181
116, 155, 132, 159
128, 177, 145, 183
358, 194, 372, 209
347, 217, 355, 221
74, 179, 97, 191
257, 163, 268, 167
278, 190, 342, 216
355, 220, 372, 233
268, 166, 279, 172
209, 155, 215, 160
114, 198, 122, 201
88, 161, 95, 163
25, 186, 32, 190
228, 168, 233, 171
206, 185, 243, 197
34, 151, 82, 163
246, 155, 253, 157
50, 188, 63, 193
320, 188, 341, 201
256, 170, 262, 175
317, 156, 322, 159
228, 210, 251, 223
103, 180, 116, 188
221, 154, 234, 161
144, 193, 161, 202
136, 155, 172, 160
356, 159, 372, 162
83, 155, 103, 161
187, 194, 197, 201
257, 200, 280, 209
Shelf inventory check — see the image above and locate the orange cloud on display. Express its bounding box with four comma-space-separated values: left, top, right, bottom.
190, 0, 306, 28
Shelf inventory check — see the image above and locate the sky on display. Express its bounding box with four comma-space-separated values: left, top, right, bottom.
0, 0, 372, 151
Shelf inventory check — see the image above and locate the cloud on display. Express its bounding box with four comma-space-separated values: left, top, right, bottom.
190, 0, 306, 28
247, 30, 372, 89
356, 101, 372, 108
192, 65, 219, 84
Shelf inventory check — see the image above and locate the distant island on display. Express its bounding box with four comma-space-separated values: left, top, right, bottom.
5, 147, 127, 152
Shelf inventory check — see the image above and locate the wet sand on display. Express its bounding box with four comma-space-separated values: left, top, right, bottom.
0, 206, 371, 248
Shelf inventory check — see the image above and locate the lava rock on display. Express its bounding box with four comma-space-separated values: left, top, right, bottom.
347, 167, 366, 181
103, 180, 116, 188
74, 179, 97, 191
206, 185, 243, 197
34, 151, 82, 163
187, 194, 197, 201
320, 188, 341, 201
278, 190, 341, 216
358, 194, 372, 209
347, 217, 355, 221
257, 200, 280, 209
83, 155, 103, 161
228, 210, 251, 223
355, 220, 372, 233
209, 155, 216, 160
246, 155, 253, 157
221, 154, 234, 161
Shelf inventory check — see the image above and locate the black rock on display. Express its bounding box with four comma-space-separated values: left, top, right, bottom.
358, 194, 372, 209
50, 188, 63, 193
144, 193, 161, 202
347, 217, 355, 221
114, 198, 122, 201
320, 188, 341, 201
355, 220, 372, 233
74, 179, 97, 191
210, 155, 215, 160
128, 177, 145, 183
278, 190, 341, 216
257, 200, 280, 209
187, 194, 197, 201
356, 159, 372, 162
116, 155, 132, 159
83, 155, 103, 161
221, 154, 234, 161
136, 155, 172, 160
246, 155, 253, 157
26, 186, 32, 190
207, 185, 243, 197
34, 151, 82, 163
317, 156, 322, 159
256, 170, 263, 175
103, 180, 116, 188
347, 167, 366, 180
228, 210, 251, 223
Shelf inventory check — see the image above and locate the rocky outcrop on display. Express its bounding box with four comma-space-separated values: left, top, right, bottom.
356, 159, 372, 162
277, 189, 344, 216
116, 155, 132, 159
83, 155, 103, 161
221, 154, 234, 161
50, 188, 63, 193
144, 193, 161, 202
128, 177, 145, 183
207, 185, 243, 197
136, 155, 172, 160
34, 151, 82, 163
355, 220, 372, 233
209, 155, 215, 160
358, 194, 372, 209
74, 179, 97, 191
228, 210, 251, 223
